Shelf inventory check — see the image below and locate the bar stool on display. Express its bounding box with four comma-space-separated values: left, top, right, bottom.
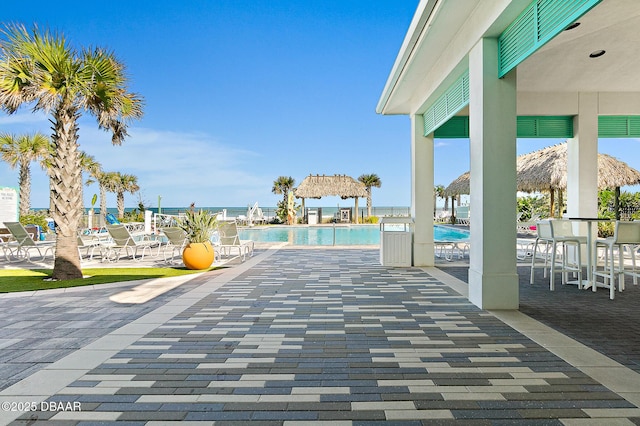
593, 221, 640, 300
530, 220, 585, 291
530, 221, 553, 284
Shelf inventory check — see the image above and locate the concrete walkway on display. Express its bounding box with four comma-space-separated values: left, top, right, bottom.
1, 247, 639, 424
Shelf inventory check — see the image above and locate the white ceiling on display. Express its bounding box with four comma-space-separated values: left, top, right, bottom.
378, 0, 640, 115
519, 0, 640, 93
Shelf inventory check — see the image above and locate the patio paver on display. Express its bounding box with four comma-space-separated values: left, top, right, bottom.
0, 247, 638, 424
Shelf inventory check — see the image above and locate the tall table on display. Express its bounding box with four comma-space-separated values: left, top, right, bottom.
567, 217, 610, 292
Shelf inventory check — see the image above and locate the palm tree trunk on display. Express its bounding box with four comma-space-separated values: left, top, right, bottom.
50, 107, 83, 280
558, 189, 564, 217
117, 192, 125, 218
100, 184, 107, 227
19, 161, 30, 216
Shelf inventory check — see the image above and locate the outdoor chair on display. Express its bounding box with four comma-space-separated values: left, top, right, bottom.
455, 206, 470, 225
517, 213, 541, 234
3, 222, 55, 262
530, 220, 585, 291
160, 227, 188, 264
529, 221, 554, 284
77, 234, 104, 260
102, 224, 161, 262
593, 221, 640, 300
216, 221, 254, 262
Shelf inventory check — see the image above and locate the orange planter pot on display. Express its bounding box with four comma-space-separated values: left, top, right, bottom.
182, 241, 215, 270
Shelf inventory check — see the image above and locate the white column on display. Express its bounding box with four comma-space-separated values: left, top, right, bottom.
144, 209, 152, 234
411, 114, 435, 266
567, 93, 599, 220
468, 38, 519, 309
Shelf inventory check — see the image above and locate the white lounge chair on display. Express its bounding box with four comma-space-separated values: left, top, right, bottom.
103, 224, 160, 262
161, 227, 188, 264
77, 235, 103, 260
455, 206, 470, 225
3, 222, 55, 262
517, 214, 541, 234
216, 221, 254, 262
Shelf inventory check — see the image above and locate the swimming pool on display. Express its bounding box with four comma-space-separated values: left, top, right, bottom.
238, 225, 469, 246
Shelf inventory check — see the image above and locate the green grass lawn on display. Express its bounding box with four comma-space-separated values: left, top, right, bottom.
0, 267, 220, 293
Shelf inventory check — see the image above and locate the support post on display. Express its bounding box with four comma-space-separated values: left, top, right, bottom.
567, 92, 599, 223
468, 38, 519, 309
411, 114, 435, 266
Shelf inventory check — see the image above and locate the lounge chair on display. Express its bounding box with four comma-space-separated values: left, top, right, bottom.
77, 234, 105, 260
434, 241, 469, 261
455, 206, 470, 225
3, 222, 55, 262
216, 221, 254, 262
517, 213, 541, 234
102, 224, 161, 262
161, 227, 188, 264
105, 213, 120, 225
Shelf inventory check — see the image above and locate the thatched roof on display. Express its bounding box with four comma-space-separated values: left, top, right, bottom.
444, 142, 640, 196
294, 174, 368, 199
444, 171, 470, 197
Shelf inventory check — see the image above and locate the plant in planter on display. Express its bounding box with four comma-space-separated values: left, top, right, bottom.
177, 208, 218, 270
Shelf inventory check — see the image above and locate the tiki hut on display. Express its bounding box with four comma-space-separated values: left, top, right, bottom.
445, 143, 640, 217
294, 174, 368, 223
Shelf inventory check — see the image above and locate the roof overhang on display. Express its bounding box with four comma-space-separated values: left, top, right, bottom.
377, 0, 640, 117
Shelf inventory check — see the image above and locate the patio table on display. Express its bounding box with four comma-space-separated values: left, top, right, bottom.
567, 217, 610, 292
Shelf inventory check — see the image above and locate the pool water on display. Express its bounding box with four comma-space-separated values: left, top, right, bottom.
434, 225, 470, 242
238, 225, 469, 246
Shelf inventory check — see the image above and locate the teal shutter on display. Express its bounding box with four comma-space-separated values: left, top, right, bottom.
423, 71, 469, 136
517, 116, 573, 138
498, 0, 602, 77
599, 116, 640, 138
434, 116, 573, 139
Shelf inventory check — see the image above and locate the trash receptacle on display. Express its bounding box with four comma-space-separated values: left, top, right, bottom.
380, 217, 413, 266
307, 209, 318, 225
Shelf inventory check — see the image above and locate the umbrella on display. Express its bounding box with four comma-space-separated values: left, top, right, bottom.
444, 142, 640, 217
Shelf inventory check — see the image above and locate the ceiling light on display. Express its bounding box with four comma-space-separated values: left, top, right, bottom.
589, 50, 606, 58
565, 22, 581, 30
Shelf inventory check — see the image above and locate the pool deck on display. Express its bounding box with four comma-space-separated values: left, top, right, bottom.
0, 246, 639, 423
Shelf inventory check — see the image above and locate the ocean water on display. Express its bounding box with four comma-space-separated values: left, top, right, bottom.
78, 206, 411, 220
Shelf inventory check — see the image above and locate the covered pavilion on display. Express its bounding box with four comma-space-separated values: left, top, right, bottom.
294, 174, 368, 223
445, 142, 640, 217
377, 0, 640, 309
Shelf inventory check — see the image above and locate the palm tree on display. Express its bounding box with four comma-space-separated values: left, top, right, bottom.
0, 24, 143, 280
0, 132, 51, 216
358, 174, 382, 218
98, 172, 117, 220
79, 152, 101, 210
104, 172, 139, 219
434, 184, 445, 216
272, 176, 295, 222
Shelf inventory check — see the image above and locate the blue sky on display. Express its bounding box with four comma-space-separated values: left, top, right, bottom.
1, 1, 639, 210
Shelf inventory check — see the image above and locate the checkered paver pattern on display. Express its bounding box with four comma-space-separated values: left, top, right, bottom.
14, 249, 640, 423
0, 277, 207, 390
443, 265, 640, 374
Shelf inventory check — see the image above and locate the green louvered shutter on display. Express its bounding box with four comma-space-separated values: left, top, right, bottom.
498, 0, 602, 77
599, 116, 640, 138
423, 71, 469, 136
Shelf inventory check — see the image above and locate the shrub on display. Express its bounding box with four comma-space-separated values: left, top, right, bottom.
19, 211, 48, 230
362, 216, 379, 224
